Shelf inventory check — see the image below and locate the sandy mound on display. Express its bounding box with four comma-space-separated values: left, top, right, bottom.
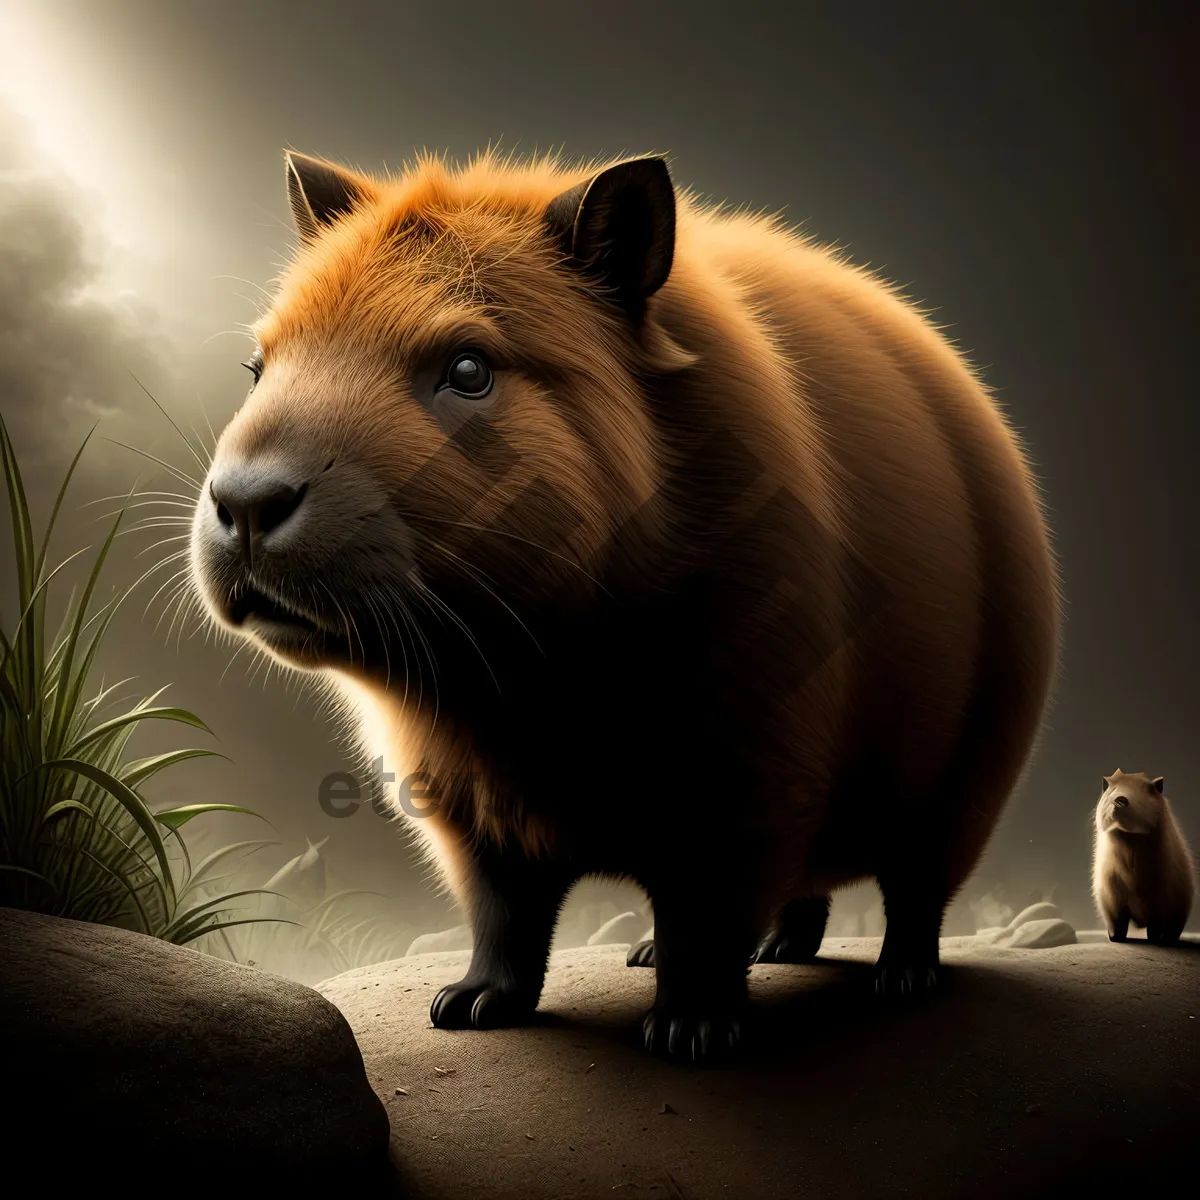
317, 935, 1200, 1198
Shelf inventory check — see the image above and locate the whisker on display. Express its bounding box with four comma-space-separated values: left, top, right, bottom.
427, 539, 543, 656
361, 590, 393, 691
125, 517, 193, 530
407, 513, 610, 596
107, 439, 202, 490
212, 273, 274, 300
197, 396, 219, 453
155, 579, 193, 638
384, 579, 437, 722
128, 373, 211, 476
144, 566, 192, 624
412, 576, 501, 695
117, 498, 196, 513
135, 533, 190, 559
317, 579, 359, 667
81, 488, 197, 508
404, 585, 441, 728
220, 638, 254, 686
358, 580, 414, 710
199, 328, 258, 350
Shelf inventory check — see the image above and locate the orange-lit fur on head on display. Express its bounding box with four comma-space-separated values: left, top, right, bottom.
245, 154, 698, 605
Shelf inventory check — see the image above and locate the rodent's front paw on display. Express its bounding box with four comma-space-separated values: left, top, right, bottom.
642, 1004, 743, 1064
429, 980, 537, 1030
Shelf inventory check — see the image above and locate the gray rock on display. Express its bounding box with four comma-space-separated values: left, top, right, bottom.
1005, 917, 1077, 948
974, 926, 1010, 943
0, 906, 391, 1186
551, 900, 624, 949
587, 910, 646, 947
1006, 902, 1062, 931
406, 922, 473, 955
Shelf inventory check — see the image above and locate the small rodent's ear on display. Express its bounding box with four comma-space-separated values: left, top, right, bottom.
285, 151, 375, 243
1152, 776, 1165, 794
544, 156, 676, 310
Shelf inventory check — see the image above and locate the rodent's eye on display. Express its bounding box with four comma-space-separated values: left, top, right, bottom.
242, 346, 264, 388
439, 351, 493, 400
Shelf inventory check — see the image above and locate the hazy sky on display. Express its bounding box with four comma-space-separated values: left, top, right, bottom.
0, 0, 1196, 934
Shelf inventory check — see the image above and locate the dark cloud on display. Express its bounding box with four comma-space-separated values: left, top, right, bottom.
0, 101, 175, 485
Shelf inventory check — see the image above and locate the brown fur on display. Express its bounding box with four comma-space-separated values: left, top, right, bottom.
192, 149, 1061, 1056
1092, 770, 1195, 943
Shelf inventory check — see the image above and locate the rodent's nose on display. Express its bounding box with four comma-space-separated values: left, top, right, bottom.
209, 468, 308, 566
1112, 796, 1128, 809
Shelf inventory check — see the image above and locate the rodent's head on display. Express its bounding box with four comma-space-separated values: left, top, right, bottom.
190, 150, 695, 682
1096, 769, 1167, 835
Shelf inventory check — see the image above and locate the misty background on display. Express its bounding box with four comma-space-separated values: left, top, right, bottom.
0, 0, 1196, 969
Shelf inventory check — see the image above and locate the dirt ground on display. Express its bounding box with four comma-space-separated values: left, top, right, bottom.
318, 934, 1200, 1199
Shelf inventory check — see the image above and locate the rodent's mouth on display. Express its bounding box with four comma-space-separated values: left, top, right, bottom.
201, 558, 401, 672
1102, 811, 1147, 836
218, 579, 383, 669
222, 583, 353, 664
228, 584, 326, 634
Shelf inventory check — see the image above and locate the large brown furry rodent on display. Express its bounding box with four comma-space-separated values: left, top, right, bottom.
190, 149, 1060, 1062
1092, 770, 1195, 944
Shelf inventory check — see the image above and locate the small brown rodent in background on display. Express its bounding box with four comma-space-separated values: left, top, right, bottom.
190, 148, 1060, 1062
1093, 770, 1195, 944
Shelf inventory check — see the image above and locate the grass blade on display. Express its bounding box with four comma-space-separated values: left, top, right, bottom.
154, 802, 261, 830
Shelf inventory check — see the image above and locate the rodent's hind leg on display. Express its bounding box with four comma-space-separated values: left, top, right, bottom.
1106, 910, 1131, 942
430, 843, 570, 1031
752, 896, 830, 964
1145, 920, 1183, 946
628, 894, 830, 971
641, 880, 755, 1065
874, 875, 945, 1000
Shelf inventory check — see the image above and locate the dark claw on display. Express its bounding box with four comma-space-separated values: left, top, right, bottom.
873, 963, 939, 1000
642, 1006, 742, 1064
430, 980, 536, 1030
751, 932, 821, 964
627, 939, 656, 968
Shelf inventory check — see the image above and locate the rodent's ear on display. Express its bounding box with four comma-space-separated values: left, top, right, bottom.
544, 156, 676, 309
285, 151, 375, 243
1152, 776, 1165, 794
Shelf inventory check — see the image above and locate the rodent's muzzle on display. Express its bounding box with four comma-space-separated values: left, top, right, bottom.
1100, 794, 1153, 837
191, 446, 418, 665
194, 458, 337, 641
